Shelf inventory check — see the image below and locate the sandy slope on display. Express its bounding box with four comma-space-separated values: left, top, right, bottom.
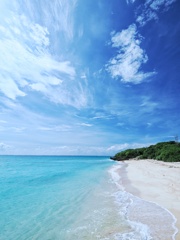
122, 159, 180, 239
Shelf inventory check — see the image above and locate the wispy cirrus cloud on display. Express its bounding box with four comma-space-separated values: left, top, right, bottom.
140, 96, 158, 112
0, 9, 87, 108
0, 14, 71, 93
78, 123, 93, 127
23, 0, 78, 41
106, 24, 156, 84
38, 125, 72, 132
91, 111, 114, 120
0, 14, 74, 93
135, 0, 177, 26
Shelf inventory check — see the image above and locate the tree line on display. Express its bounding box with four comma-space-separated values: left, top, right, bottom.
110, 141, 180, 162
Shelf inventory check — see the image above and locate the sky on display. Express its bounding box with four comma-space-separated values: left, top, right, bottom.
0, 0, 180, 155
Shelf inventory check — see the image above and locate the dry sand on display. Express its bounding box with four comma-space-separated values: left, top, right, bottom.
122, 159, 180, 239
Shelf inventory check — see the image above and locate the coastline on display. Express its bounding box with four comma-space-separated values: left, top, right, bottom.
119, 159, 180, 240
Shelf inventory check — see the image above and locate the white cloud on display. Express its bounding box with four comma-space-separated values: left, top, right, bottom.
136, 9, 158, 26
126, 0, 136, 4
0, 142, 10, 151
107, 143, 129, 152
0, 77, 26, 100
106, 142, 151, 153
12, 0, 77, 42
92, 112, 113, 120
38, 125, 72, 132
0, 13, 88, 108
79, 123, 93, 127
0, 120, 7, 123
148, 0, 176, 10
136, 0, 177, 26
0, 17, 74, 90
140, 96, 158, 112
31, 145, 106, 156
39, 0, 77, 41
147, 122, 152, 127
107, 24, 156, 84
12, 127, 26, 133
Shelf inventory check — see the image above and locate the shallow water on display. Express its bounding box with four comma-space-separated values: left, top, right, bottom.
0, 156, 117, 239
109, 163, 178, 240
0, 156, 177, 239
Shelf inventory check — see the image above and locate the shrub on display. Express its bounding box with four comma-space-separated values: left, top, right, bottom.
112, 141, 180, 162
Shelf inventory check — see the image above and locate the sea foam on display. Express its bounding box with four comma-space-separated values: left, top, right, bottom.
109, 163, 178, 240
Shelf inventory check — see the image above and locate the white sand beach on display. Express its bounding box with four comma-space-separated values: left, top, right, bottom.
121, 160, 180, 239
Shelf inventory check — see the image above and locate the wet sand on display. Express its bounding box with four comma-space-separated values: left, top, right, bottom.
121, 159, 180, 239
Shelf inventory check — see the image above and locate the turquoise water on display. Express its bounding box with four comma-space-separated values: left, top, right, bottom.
0, 156, 177, 240
0, 156, 117, 239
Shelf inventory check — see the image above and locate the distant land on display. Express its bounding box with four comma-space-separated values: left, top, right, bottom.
110, 141, 180, 162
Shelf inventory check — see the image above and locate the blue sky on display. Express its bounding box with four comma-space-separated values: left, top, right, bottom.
0, 0, 180, 155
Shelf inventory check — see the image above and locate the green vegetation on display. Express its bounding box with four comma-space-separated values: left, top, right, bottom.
111, 141, 180, 162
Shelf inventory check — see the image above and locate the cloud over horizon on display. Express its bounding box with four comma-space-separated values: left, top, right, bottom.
0, 0, 179, 155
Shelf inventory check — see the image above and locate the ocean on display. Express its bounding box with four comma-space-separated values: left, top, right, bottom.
0, 156, 177, 240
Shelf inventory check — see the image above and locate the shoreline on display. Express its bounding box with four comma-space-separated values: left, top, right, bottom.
118, 159, 180, 239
